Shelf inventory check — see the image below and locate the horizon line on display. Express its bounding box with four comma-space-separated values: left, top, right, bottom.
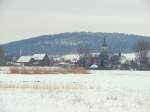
1, 31, 150, 45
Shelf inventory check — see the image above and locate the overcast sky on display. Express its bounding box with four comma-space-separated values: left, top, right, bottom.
0, 0, 150, 44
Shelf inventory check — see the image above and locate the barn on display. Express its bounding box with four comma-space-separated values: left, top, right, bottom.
17, 56, 34, 66
17, 54, 50, 66
32, 54, 50, 66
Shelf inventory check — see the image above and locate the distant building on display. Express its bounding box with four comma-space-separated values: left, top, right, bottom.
100, 38, 109, 55
17, 53, 50, 66
99, 38, 109, 68
58, 62, 76, 68
32, 54, 49, 66
17, 56, 33, 66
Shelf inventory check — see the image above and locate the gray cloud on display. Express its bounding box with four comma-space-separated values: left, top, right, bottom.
0, 0, 150, 43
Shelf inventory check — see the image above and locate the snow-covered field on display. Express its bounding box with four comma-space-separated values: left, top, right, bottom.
0, 70, 150, 112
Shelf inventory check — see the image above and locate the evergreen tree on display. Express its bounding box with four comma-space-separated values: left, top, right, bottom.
0, 46, 5, 66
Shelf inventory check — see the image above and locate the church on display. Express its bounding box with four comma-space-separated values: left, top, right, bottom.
99, 38, 109, 68
90, 38, 110, 69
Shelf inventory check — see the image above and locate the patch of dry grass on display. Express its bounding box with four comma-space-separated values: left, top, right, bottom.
9, 67, 89, 74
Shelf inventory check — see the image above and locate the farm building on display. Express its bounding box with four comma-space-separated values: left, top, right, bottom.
17, 54, 50, 66
32, 54, 49, 66
17, 56, 34, 66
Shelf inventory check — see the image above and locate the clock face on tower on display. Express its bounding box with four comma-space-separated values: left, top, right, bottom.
101, 46, 108, 53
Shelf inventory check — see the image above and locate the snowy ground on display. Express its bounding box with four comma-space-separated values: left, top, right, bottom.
0, 70, 150, 112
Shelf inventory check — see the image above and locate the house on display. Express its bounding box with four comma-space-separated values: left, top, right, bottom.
17, 56, 33, 66
58, 62, 76, 68
17, 53, 50, 66
32, 54, 49, 66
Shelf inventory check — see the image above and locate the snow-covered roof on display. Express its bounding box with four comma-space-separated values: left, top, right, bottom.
32, 54, 47, 60
61, 54, 80, 61
17, 56, 32, 63
90, 64, 99, 69
122, 53, 136, 61
17, 54, 47, 63
120, 56, 127, 64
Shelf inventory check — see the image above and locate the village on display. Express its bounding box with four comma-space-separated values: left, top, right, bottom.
1, 38, 142, 70
1, 0, 150, 111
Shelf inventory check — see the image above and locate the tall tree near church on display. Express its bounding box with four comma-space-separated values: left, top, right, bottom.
77, 44, 92, 68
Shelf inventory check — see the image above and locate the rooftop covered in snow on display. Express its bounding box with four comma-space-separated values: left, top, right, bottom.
17, 56, 33, 63
32, 54, 47, 61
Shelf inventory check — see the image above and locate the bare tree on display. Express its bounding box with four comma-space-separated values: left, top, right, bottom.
0, 46, 5, 66
134, 40, 150, 70
77, 45, 92, 68
77, 44, 91, 57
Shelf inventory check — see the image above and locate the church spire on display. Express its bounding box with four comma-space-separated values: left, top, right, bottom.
102, 37, 107, 46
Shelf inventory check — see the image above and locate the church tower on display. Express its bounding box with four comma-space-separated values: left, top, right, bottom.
99, 38, 109, 67
100, 38, 109, 55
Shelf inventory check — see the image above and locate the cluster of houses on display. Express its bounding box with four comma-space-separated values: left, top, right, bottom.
5, 38, 136, 70
78, 38, 136, 70
11, 53, 78, 68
